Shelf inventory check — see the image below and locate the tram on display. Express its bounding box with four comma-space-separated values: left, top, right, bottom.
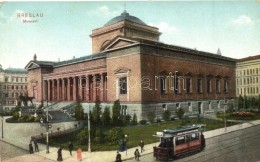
153, 125, 205, 160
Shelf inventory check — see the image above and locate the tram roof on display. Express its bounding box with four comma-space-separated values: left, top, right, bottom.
163, 125, 202, 134
153, 125, 204, 138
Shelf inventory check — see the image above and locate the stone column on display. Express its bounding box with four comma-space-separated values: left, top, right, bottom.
73, 77, 77, 101
62, 78, 65, 101
47, 80, 51, 101
57, 79, 60, 101
100, 73, 104, 101
78, 76, 82, 101
43, 80, 47, 101
67, 77, 71, 101
93, 74, 96, 101
86, 75, 89, 102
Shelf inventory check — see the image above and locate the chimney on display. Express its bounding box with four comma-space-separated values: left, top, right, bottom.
33, 54, 37, 61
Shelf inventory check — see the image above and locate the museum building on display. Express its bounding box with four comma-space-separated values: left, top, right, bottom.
25, 11, 236, 118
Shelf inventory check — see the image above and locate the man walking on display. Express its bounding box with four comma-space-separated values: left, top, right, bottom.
139, 140, 144, 153
134, 148, 140, 161
34, 139, 39, 152
68, 141, 73, 156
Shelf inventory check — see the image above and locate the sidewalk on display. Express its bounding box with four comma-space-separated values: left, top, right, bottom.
0, 116, 155, 162
2, 116, 260, 162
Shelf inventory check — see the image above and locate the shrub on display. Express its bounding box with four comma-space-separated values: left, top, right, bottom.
12, 112, 19, 120
105, 127, 124, 145
162, 110, 171, 121
139, 120, 147, 125
147, 111, 156, 123
131, 113, 138, 125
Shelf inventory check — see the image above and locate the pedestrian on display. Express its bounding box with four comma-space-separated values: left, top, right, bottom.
77, 148, 82, 161
134, 148, 140, 161
139, 139, 144, 153
57, 146, 63, 161
68, 141, 73, 156
29, 141, 33, 154
34, 139, 39, 152
115, 151, 122, 162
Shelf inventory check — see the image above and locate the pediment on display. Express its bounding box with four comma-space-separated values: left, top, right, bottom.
104, 37, 138, 51
114, 67, 131, 74
25, 62, 40, 70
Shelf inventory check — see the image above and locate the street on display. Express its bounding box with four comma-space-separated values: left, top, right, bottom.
126, 123, 260, 162
0, 140, 28, 161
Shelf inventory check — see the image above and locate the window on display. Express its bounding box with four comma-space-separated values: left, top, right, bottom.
207, 79, 211, 93
224, 80, 228, 93
5, 77, 8, 82
197, 79, 202, 93
176, 136, 185, 145
120, 105, 127, 116
12, 85, 14, 90
160, 77, 166, 94
191, 133, 199, 141
174, 77, 179, 95
216, 79, 220, 93
25, 86, 27, 89
186, 78, 191, 94
16, 78, 18, 82
119, 77, 127, 94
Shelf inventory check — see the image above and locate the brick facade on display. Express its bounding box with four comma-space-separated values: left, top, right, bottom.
25, 11, 236, 119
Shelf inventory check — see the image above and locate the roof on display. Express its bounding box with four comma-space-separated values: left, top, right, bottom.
104, 10, 146, 27
4, 68, 28, 74
25, 52, 107, 70
153, 125, 204, 138
237, 55, 260, 62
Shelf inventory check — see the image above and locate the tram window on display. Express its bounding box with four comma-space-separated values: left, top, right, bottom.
186, 135, 191, 143
176, 136, 185, 145
191, 133, 199, 141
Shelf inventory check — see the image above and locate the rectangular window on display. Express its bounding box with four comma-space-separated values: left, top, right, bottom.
160, 77, 166, 94
5, 77, 8, 82
207, 79, 211, 94
119, 77, 127, 94
191, 133, 199, 141
197, 79, 202, 93
176, 136, 186, 145
174, 77, 179, 95
216, 79, 220, 93
186, 78, 191, 94
224, 80, 228, 93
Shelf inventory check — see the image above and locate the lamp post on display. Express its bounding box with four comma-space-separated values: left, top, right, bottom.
88, 103, 91, 153
40, 105, 52, 154
1, 115, 3, 139
223, 102, 228, 132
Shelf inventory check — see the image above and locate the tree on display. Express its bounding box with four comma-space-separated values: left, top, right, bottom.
162, 109, 171, 121
131, 113, 138, 125
237, 95, 244, 110
105, 127, 124, 145
147, 111, 156, 123
175, 107, 185, 120
92, 100, 102, 126
75, 102, 84, 120
102, 106, 111, 127
112, 100, 121, 126
244, 95, 249, 109
258, 94, 260, 109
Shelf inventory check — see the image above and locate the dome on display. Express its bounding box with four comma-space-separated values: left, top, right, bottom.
104, 10, 146, 27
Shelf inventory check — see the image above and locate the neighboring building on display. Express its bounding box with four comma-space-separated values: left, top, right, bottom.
25, 11, 236, 119
236, 55, 260, 97
0, 65, 28, 113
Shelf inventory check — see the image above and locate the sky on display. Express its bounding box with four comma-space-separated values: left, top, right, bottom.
0, 1, 260, 69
